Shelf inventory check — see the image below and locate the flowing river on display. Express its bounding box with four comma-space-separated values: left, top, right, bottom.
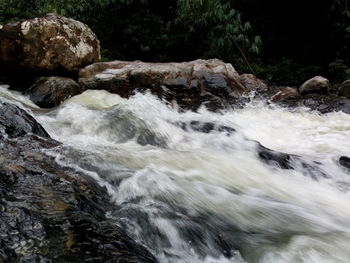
1, 86, 350, 263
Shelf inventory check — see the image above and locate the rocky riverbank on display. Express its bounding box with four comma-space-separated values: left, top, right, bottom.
1, 13, 350, 262
1, 14, 349, 113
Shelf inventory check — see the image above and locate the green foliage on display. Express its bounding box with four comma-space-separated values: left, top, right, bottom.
38, 0, 175, 61
1, 0, 348, 83
176, 0, 261, 64
329, 0, 350, 64
256, 58, 324, 85
328, 60, 350, 81
0, 0, 44, 22
0, 0, 260, 67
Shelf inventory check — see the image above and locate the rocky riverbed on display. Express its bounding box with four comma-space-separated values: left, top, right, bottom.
1, 13, 350, 263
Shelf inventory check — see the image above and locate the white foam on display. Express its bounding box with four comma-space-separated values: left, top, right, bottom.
15, 89, 350, 262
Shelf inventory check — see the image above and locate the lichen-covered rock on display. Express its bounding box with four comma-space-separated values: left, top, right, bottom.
299, 76, 330, 95
239, 73, 268, 92
338, 80, 350, 98
0, 13, 100, 75
79, 59, 247, 109
27, 76, 82, 108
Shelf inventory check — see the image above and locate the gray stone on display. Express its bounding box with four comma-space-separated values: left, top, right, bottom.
299, 76, 330, 95
27, 76, 81, 108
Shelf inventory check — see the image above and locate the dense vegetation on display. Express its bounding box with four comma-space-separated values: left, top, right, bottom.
0, 0, 349, 83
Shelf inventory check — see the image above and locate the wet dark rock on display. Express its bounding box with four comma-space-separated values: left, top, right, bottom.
257, 144, 293, 169
257, 143, 327, 179
258, 77, 350, 114
256, 77, 350, 114
176, 120, 326, 178
261, 88, 350, 114
339, 156, 350, 170
296, 94, 350, 113
251, 80, 350, 114
299, 76, 330, 95
0, 101, 157, 262
177, 120, 236, 134
0, 101, 49, 138
338, 80, 350, 98
26, 77, 82, 108
114, 200, 244, 261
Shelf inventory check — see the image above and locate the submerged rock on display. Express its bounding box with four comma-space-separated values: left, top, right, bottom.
26, 76, 82, 108
0, 101, 157, 262
177, 120, 236, 134
256, 143, 326, 179
79, 59, 247, 109
176, 119, 326, 179
339, 156, 350, 170
299, 76, 330, 95
0, 13, 100, 77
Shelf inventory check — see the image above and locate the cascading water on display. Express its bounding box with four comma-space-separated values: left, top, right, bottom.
1, 86, 350, 263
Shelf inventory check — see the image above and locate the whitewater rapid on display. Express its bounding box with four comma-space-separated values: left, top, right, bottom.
1, 86, 350, 263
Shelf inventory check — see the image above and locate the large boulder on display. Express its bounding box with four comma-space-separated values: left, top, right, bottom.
79, 59, 247, 109
26, 76, 82, 108
299, 76, 330, 95
0, 13, 100, 76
